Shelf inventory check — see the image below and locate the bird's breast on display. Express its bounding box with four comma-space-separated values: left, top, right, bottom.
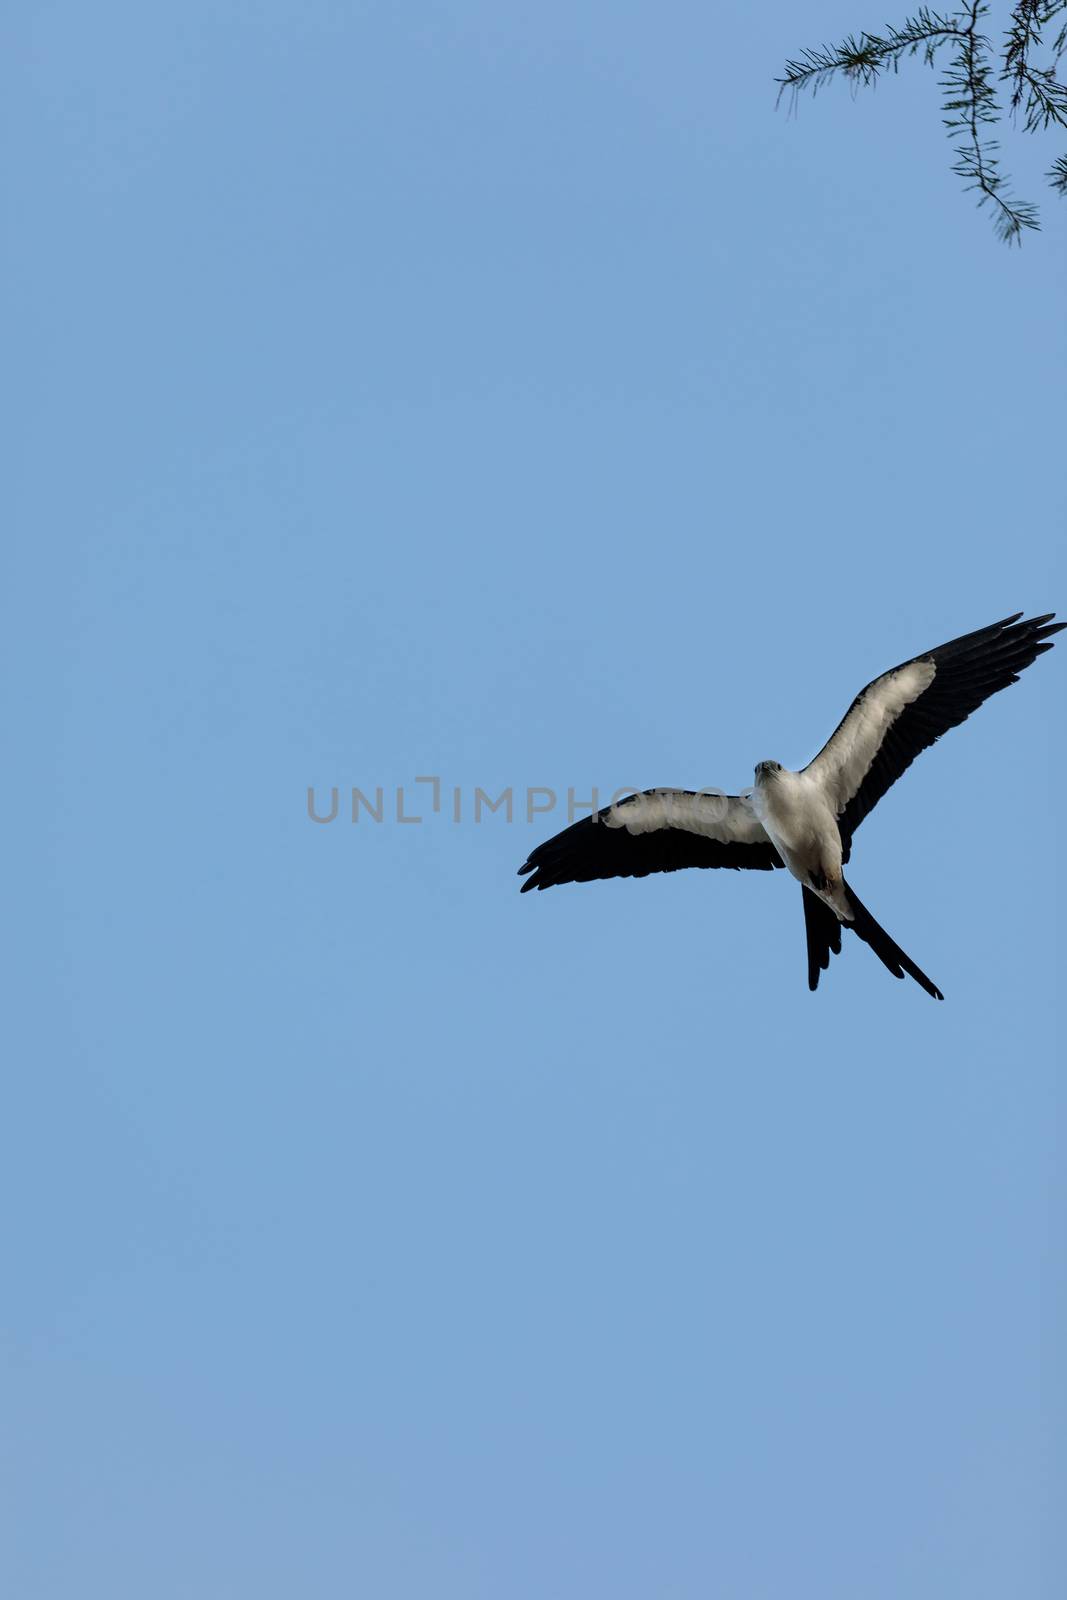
753, 772, 839, 866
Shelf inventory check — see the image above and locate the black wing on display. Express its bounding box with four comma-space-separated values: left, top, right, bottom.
806, 611, 1063, 855
518, 788, 782, 893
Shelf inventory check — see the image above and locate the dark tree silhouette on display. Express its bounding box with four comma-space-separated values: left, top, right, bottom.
779, 2, 1067, 242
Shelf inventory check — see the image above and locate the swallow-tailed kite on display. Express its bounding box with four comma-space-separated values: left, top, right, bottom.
518, 612, 1062, 998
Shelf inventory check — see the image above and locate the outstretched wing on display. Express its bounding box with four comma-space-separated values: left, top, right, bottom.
805, 611, 1063, 854
518, 788, 782, 892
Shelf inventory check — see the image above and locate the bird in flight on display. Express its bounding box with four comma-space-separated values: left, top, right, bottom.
518, 612, 1062, 999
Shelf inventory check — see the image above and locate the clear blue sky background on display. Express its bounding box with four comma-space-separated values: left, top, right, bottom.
6, 4, 1064, 1596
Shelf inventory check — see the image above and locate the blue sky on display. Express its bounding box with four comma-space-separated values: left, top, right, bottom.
6, 4, 1065, 1596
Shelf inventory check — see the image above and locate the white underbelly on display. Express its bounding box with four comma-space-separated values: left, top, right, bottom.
755, 776, 842, 883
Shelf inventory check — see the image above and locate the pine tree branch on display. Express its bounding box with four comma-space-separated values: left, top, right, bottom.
1003, 2, 1067, 129
778, 3, 1066, 240
1045, 1, 1067, 60
943, 3, 1039, 240
777, 10, 965, 104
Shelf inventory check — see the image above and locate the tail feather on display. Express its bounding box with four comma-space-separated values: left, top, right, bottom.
843, 883, 944, 1000
800, 881, 944, 1000
802, 885, 841, 992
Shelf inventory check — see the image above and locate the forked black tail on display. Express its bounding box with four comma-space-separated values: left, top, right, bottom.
802, 884, 841, 992
801, 883, 944, 1000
